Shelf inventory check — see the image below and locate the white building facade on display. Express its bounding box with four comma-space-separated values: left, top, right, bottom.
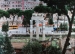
0, 0, 40, 10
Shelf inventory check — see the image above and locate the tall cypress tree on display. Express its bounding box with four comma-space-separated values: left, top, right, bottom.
0, 33, 5, 54
4, 34, 14, 54
2, 21, 14, 54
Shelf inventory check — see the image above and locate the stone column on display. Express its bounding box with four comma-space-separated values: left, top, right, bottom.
42, 20, 45, 41
59, 32, 62, 49
30, 20, 33, 41
36, 20, 39, 40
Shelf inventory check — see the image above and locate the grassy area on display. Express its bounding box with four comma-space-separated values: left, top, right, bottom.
11, 35, 51, 43
11, 39, 29, 43
11, 35, 72, 43
11, 36, 30, 43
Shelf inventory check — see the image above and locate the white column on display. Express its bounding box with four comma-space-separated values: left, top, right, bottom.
30, 20, 33, 41
59, 32, 62, 49
36, 20, 39, 40
42, 20, 45, 41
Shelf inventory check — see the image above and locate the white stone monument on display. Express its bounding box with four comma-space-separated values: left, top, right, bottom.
31, 13, 45, 40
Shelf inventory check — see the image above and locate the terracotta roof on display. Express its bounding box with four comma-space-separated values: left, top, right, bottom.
11, 42, 25, 49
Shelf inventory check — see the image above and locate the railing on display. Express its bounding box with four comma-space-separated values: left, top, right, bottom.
6, 30, 75, 37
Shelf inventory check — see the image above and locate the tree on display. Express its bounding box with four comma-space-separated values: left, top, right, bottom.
22, 17, 27, 27
0, 33, 5, 54
22, 41, 42, 54
0, 10, 7, 18
0, 10, 10, 21
34, 5, 55, 24
73, 18, 75, 25
59, 23, 63, 31
40, 0, 75, 54
17, 10, 24, 17
59, 23, 68, 31
2, 21, 9, 34
7, 9, 21, 25
46, 46, 62, 54
22, 10, 34, 33
2, 21, 14, 54
22, 16, 35, 26
48, 18, 54, 25
34, 5, 51, 13
4, 34, 14, 54
3, 11, 10, 18
24, 10, 34, 25
7, 9, 20, 15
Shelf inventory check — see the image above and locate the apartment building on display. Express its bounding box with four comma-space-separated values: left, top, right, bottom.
0, 0, 40, 10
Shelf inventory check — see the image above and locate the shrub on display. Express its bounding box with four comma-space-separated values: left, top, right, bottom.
22, 41, 42, 54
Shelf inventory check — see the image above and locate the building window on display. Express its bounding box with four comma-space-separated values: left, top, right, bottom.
31, 8, 32, 9
4, 5, 6, 7
34, 0, 36, 1
4, 0, 8, 1
16, 1, 17, 3
16, 5, 17, 7
5, 8, 6, 10
18, 5, 21, 7
32, 0, 36, 1
7, 5, 9, 7
12, 5, 14, 7
18, 1, 20, 3
8, 8, 9, 10
24, 0, 28, 1
12, 2, 14, 3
